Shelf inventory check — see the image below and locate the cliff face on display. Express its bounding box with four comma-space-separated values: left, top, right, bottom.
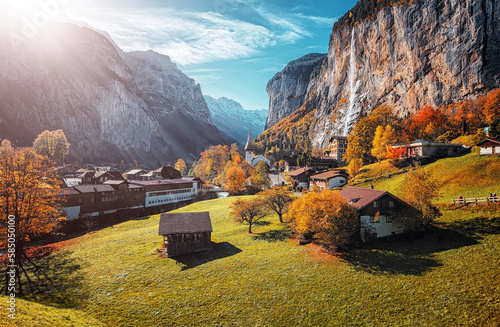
265, 0, 500, 148
204, 95, 268, 144
0, 14, 225, 166
265, 53, 326, 129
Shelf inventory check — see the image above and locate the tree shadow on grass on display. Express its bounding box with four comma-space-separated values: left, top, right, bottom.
342, 223, 484, 276
22, 250, 85, 309
252, 226, 291, 243
173, 242, 242, 271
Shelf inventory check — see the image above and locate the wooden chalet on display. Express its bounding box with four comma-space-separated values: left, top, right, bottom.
310, 170, 349, 190
391, 140, 465, 158
158, 212, 213, 257
288, 168, 316, 189
475, 138, 500, 155
124, 169, 147, 181
339, 186, 412, 240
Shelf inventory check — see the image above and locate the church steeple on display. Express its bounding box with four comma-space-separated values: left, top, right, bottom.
244, 125, 254, 151
245, 125, 254, 163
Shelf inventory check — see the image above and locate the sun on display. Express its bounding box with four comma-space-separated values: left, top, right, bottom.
1, 0, 42, 16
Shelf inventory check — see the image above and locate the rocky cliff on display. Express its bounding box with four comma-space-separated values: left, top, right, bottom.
204, 96, 268, 144
0, 10, 225, 166
265, 0, 500, 149
265, 53, 326, 129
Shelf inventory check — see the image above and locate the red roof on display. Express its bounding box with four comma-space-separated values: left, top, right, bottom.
338, 186, 388, 210
475, 138, 500, 147
311, 170, 348, 180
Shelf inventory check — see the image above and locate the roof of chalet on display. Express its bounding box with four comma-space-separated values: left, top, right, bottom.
311, 170, 348, 180
158, 211, 213, 235
475, 138, 500, 146
74, 185, 115, 194
131, 179, 193, 186
153, 166, 180, 174
63, 178, 82, 188
339, 186, 399, 211
103, 180, 127, 186
288, 168, 315, 177
125, 169, 146, 175
392, 141, 464, 148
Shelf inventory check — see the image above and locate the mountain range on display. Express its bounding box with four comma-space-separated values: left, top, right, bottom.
204, 95, 268, 145
0, 8, 228, 167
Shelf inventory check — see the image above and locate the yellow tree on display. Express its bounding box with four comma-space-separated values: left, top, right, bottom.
288, 191, 359, 249
258, 186, 294, 223
229, 198, 268, 233
371, 125, 396, 161
347, 158, 363, 179
174, 159, 187, 176
32, 129, 70, 166
0, 145, 65, 295
223, 166, 247, 195
400, 167, 442, 228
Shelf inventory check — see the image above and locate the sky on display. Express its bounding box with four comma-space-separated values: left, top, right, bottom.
9, 0, 358, 111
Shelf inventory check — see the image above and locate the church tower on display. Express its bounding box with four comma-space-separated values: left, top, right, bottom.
244, 126, 255, 163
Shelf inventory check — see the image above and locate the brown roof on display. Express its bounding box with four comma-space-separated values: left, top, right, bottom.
159, 212, 212, 235
339, 186, 389, 210
74, 185, 115, 194
311, 170, 348, 180
475, 138, 500, 146
288, 168, 314, 177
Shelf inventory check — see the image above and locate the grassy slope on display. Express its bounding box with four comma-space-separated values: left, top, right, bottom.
3, 189, 500, 326
354, 150, 500, 203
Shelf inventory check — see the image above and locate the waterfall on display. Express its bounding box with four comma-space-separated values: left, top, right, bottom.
344, 27, 361, 136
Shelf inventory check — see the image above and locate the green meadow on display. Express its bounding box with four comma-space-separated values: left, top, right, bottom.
2, 151, 500, 326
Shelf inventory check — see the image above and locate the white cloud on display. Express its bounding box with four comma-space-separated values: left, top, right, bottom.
66, 6, 276, 66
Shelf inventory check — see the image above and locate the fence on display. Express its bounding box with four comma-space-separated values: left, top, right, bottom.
451, 196, 499, 205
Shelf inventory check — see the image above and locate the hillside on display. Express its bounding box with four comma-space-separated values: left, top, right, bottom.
4, 188, 500, 326
353, 150, 500, 203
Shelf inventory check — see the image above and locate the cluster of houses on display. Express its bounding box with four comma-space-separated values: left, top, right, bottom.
59, 165, 202, 224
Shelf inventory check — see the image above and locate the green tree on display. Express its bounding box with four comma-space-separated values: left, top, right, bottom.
259, 186, 294, 223
252, 161, 271, 189
32, 130, 70, 166
229, 198, 268, 233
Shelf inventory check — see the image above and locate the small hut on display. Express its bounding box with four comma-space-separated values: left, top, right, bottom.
158, 212, 212, 257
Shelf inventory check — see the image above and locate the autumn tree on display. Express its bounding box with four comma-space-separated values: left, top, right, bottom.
251, 161, 271, 189
229, 197, 268, 233
371, 125, 397, 161
400, 167, 442, 228
175, 158, 187, 176
343, 116, 377, 164
289, 191, 359, 249
32, 130, 70, 166
347, 158, 363, 179
223, 166, 247, 195
0, 145, 65, 296
259, 187, 294, 223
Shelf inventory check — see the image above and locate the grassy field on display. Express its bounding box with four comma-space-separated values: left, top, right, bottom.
2, 189, 500, 326
354, 150, 500, 204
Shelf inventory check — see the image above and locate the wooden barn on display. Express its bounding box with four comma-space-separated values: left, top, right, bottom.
158, 212, 213, 257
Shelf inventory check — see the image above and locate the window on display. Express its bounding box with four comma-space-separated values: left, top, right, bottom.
389, 201, 394, 208
373, 201, 378, 208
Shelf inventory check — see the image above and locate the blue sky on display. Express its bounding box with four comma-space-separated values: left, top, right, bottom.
62, 0, 358, 111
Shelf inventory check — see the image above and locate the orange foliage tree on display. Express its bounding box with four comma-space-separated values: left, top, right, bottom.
258, 186, 294, 223
0, 144, 65, 296
289, 191, 359, 249
229, 198, 268, 233
223, 166, 247, 195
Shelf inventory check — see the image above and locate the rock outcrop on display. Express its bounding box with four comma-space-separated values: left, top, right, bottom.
0, 10, 225, 166
265, 53, 326, 129
264, 0, 500, 149
204, 96, 268, 144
